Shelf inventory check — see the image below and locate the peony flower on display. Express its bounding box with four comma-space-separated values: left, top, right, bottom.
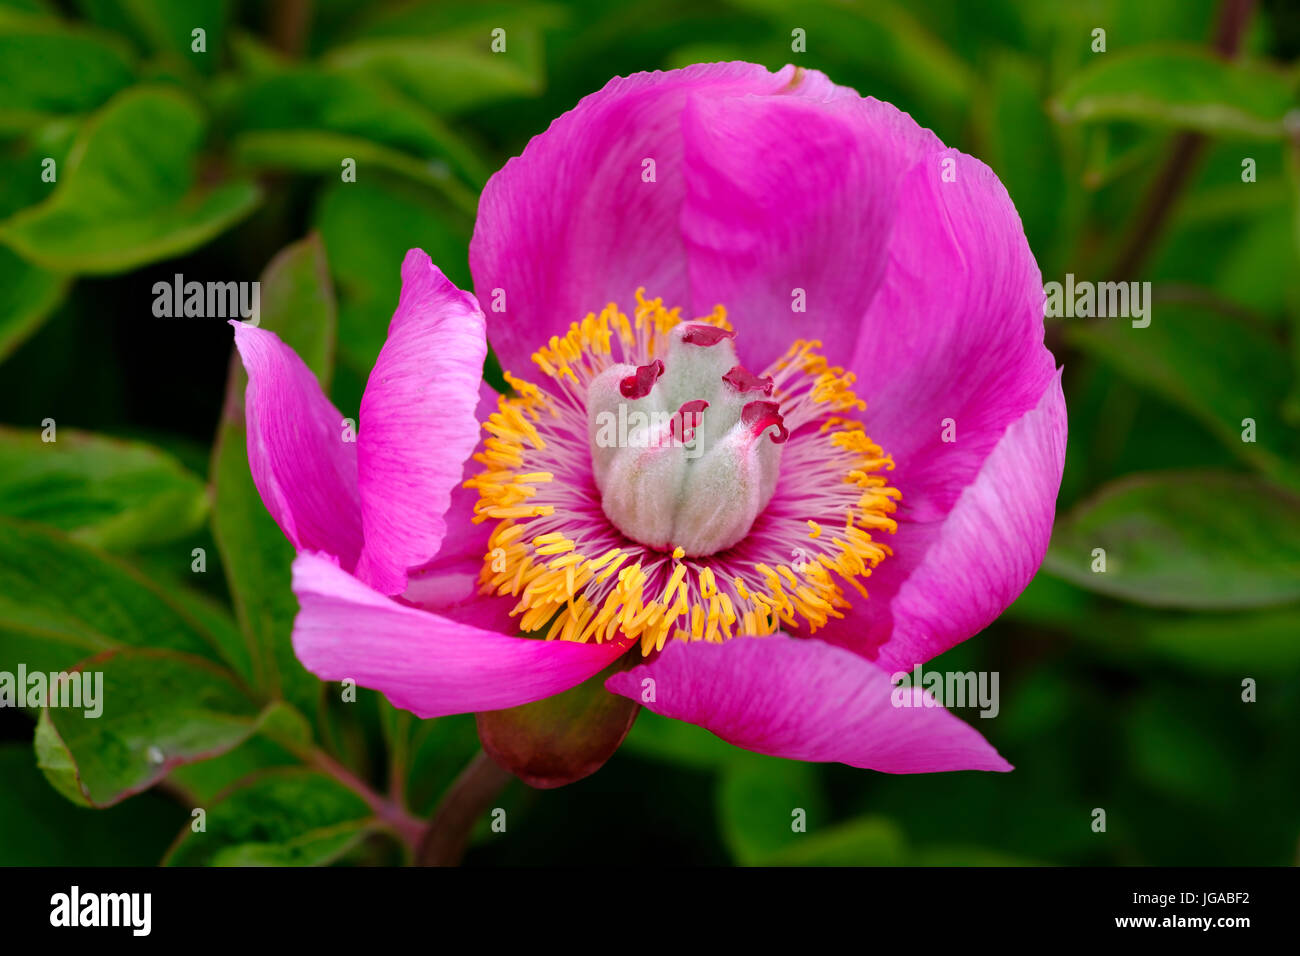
232, 62, 1066, 787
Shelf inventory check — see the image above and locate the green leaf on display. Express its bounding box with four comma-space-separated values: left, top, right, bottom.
725, 0, 977, 124
1045, 471, 1300, 609
1285, 133, 1300, 425
0, 1, 57, 19
162, 736, 299, 806
228, 68, 487, 201
1, 742, 184, 864
0, 116, 79, 219
0, 426, 208, 550
977, 51, 1069, 271
164, 701, 313, 805
252, 232, 337, 376
0, 19, 134, 132
1209, 211, 1294, 317
225, 29, 288, 77
236, 130, 479, 207
325, 38, 543, 113
402, 713, 481, 817
1135, 607, 1300, 674
34, 710, 91, 806
39, 647, 261, 807
314, 176, 471, 376
0, 86, 261, 273
254, 698, 315, 752
75, 0, 228, 74
1053, 46, 1299, 140
717, 756, 827, 865
323, 3, 560, 115
163, 768, 375, 866
0, 516, 240, 676
1068, 300, 1300, 487
344, 0, 566, 41
913, 845, 1042, 866
761, 816, 906, 866
1077, 123, 1165, 191
158, 578, 254, 685
665, 42, 754, 71
1010, 572, 1300, 675
211, 234, 335, 715
0, 245, 66, 361
620, 709, 742, 769
1127, 688, 1243, 808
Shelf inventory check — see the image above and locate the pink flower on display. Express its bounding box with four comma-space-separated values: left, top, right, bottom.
233, 63, 1066, 786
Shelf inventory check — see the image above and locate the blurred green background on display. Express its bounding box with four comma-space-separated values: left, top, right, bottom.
1, 0, 1298, 866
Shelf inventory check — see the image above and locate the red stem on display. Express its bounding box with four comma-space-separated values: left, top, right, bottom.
1108, 0, 1256, 279
415, 751, 513, 866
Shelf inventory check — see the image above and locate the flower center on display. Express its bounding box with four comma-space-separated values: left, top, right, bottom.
587, 320, 788, 557
467, 292, 900, 655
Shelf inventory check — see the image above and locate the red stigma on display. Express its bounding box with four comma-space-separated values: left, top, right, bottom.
620, 359, 665, 399
722, 365, 774, 396
680, 324, 737, 347
671, 399, 710, 442
741, 400, 789, 444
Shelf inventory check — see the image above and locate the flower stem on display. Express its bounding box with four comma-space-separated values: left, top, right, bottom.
415, 750, 513, 866
305, 745, 426, 852
270, 0, 313, 58
1108, 0, 1256, 278
385, 707, 412, 809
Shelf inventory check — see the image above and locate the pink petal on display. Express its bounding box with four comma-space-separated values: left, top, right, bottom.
399, 380, 519, 634
231, 322, 361, 567
354, 250, 487, 596
605, 636, 1011, 773
830, 371, 1067, 671
405, 378, 501, 574
399, 477, 520, 637
292, 551, 630, 719
810, 150, 1062, 668
851, 152, 1056, 501
680, 88, 942, 371
470, 62, 833, 377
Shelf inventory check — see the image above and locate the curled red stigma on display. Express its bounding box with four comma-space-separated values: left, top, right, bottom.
741, 400, 789, 444
671, 399, 710, 442
620, 359, 665, 398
